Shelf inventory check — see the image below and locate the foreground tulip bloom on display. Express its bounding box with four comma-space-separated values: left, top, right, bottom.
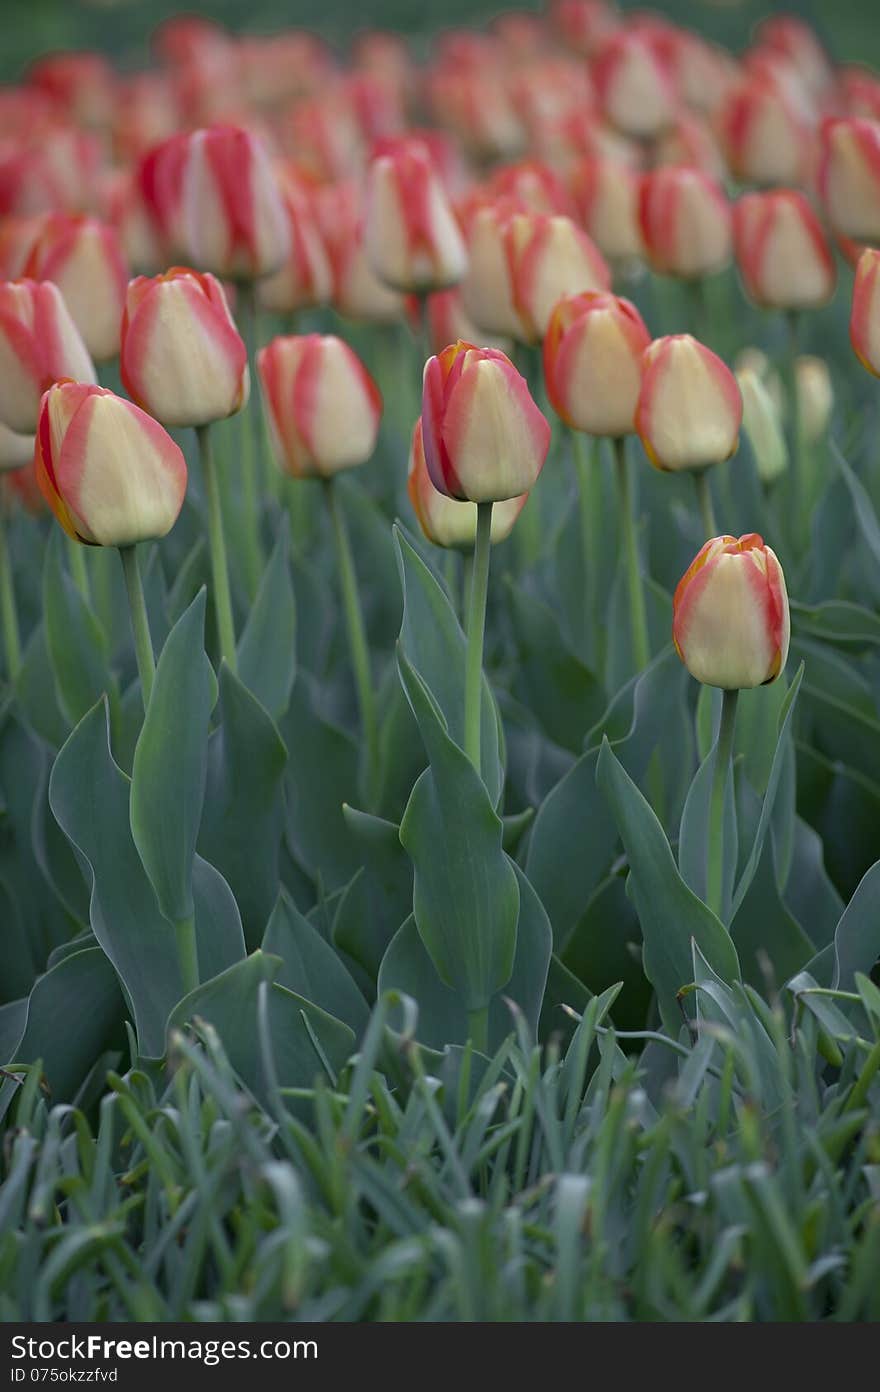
364, 140, 467, 293
408, 419, 527, 550
36, 381, 187, 548
850, 247, 880, 377
258, 334, 382, 479
421, 340, 551, 503
636, 336, 742, 475
544, 291, 650, 438
120, 268, 249, 428
0, 279, 97, 433
639, 167, 732, 281
819, 117, 880, 243
733, 191, 836, 311
24, 215, 129, 362
179, 125, 290, 280
673, 534, 790, 690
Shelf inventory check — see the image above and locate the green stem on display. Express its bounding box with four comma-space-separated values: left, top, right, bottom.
174, 915, 199, 996
324, 476, 379, 806
467, 1006, 489, 1055
237, 281, 266, 597
706, 688, 738, 919
687, 278, 710, 345
614, 437, 650, 672
572, 429, 600, 665
0, 502, 21, 681
694, 469, 717, 540
68, 538, 91, 604
783, 310, 804, 546
464, 501, 493, 774
197, 424, 237, 673
119, 545, 156, 711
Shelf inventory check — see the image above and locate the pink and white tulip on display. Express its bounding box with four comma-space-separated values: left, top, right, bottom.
543, 291, 650, 438
0, 279, 96, 433
639, 167, 732, 280
408, 418, 527, 550
635, 335, 742, 473
364, 139, 467, 293
733, 190, 836, 311
24, 214, 129, 362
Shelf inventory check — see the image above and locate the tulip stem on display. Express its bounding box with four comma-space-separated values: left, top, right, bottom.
614, 437, 650, 672
324, 477, 379, 807
467, 1005, 490, 1055
197, 424, 237, 673
707, 688, 738, 920
465, 502, 493, 776
237, 282, 267, 598
694, 470, 718, 540
174, 916, 199, 996
0, 502, 21, 682
67, 539, 91, 605
119, 545, 155, 711
572, 429, 600, 666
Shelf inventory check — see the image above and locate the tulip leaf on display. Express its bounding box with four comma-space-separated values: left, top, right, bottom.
15, 623, 69, 750
836, 444, 880, 570
597, 737, 740, 1035
130, 589, 217, 925
236, 521, 297, 720
505, 577, 606, 752
378, 864, 550, 1051
398, 647, 519, 1014
43, 530, 117, 731
394, 524, 503, 804
198, 664, 287, 950
782, 816, 844, 952
334, 805, 413, 982
678, 736, 738, 922
262, 888, 369, 1035
731, 783, 814, 987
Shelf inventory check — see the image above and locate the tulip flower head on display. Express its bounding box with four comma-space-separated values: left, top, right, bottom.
639, 167, 732, 281
179, 125, 290, 280
506, 212, 610, 343
733, 191, 836, 311
850, 247, 880, 377
736, 369, 787, 485
544, 291, 650, 437
0, 279, 96, 433
120, 267, 250, 429
720, 66, 813, 188
36, 381, 187, 547
673, 533, 790, 689
408, 418, 527, 550
24, 215, 129, 362
636, 335, 742, 473
819, 117, 880, 243
0, 421, 34, 473
421, 340, 551, 503
258, 333, 382, 479
257, 179, 332, 314
593, 30, 676, 139
569, 157, 643, 265
364, 139, 467, 293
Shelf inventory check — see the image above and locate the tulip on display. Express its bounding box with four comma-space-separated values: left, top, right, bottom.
28, 51, 115, 129
719, 67, 812, 188
363, 139, 467, 293
257, 180, 332, 315
549, 0, 620, 57
257, 334, 382, 480
178, 125, 290, 281
408, 418, 526, 550
733, 191, 836, 311
820, 118, 880, 246
428, 65, 524, 164
569, 157, 642, 265
507, 212, 610, 343
754, 16, 834, 102
136, 132, 190, 263
543, 291, 650, 438
315, 182, 406, 323
653, 113, 727, 182
459, 199, 524, 341
593, 30, 676, 139
673, 533, 790, 691
488, 160, 575, 217
639, 167, 732, 281
736, 368, 787, 485
120, 268, 249, 428
0, 421, 34, 473
0, 279, 97, 433
797, 356, 833, 442
421, 340, 551, 504
24, 215, 129, 363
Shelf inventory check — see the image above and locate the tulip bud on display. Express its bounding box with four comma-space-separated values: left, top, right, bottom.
0, 279, 97, 433
733, 191, 836, 311
120, 268, 249, 429
569, 157, 642, 264
179, 125, 290, 279
426, 288, 512, 356
550, 1, 620, 58
315, 182, 406, 323
488, 160, 575, 217
459, 199, 523, 340
636, 335, 742, 473
736, 368, 787, 485
544, 291, 650, 437
257, 179, 332, 314
35, 382, 187, 546
673, 533, 790, 689
258, 334, 382, 479
797, 356, 833, 442
639, 167, 732, 280
0, 421, 34, 473
507, 212, 610, 344
24, 215, 129, 363
421, 340, 551, 503
720, 68, 812, 188
408, 418, 526, 550
363, 139, 467, 293
819, 117, 880, 242
594, 31, 676, 139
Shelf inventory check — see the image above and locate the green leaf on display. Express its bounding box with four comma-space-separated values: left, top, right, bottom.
791, 599, 880, 651
43, 531, 118, 731
836, 444, 880, 569
505, 578, 606, 752
398, 648, 519, 1013
827, 860, 880, 994
597, 737, 740, 1034
198, 664, 287, 949
394, 524, 503, 805
730, 784, 814, 988
782, 816, 844, 952
562, 874, 653, 1030
262, 889, 369, 1035
334, 805, 413, 982
236, 521, 297, 720
678, 735, 738, 922
14, 623, 69, 749
130, 589, 217, 924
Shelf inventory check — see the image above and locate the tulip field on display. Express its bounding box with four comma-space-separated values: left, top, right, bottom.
2, 0, 880, 1328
